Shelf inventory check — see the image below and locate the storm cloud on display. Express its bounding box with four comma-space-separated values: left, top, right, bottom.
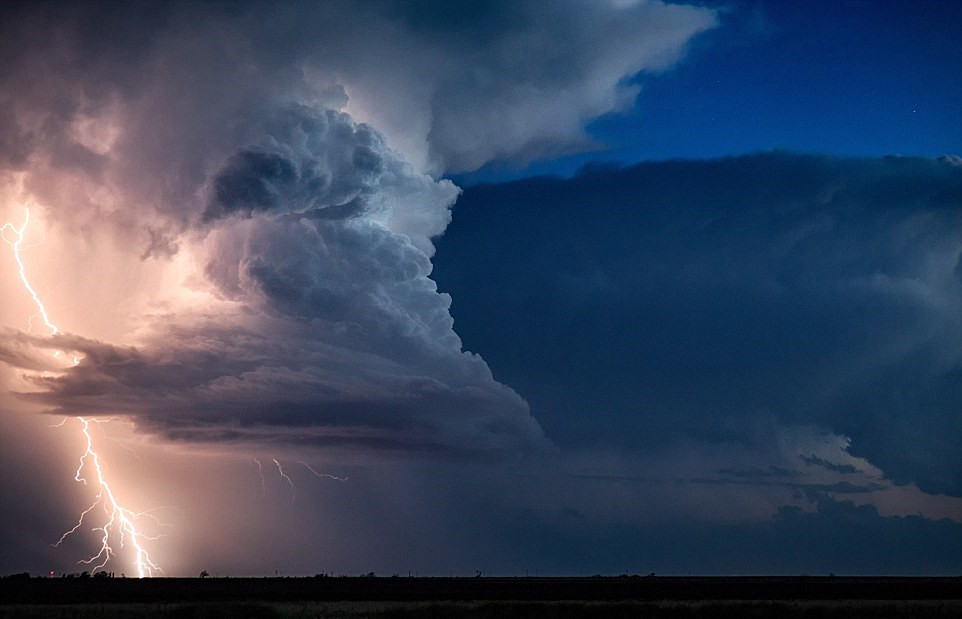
433, 153, 962, 494
4, 0, 959, 578
0, 0, 717, 177
1, 103, 543, 455
0, 0, 717, 456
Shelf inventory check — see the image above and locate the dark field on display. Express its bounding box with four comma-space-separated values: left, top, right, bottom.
2, 577, 960, 618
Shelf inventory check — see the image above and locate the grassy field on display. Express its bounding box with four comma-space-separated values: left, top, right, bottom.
3, 600, 962, 619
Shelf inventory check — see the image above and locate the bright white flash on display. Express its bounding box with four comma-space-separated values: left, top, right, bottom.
3, 206, 162, 577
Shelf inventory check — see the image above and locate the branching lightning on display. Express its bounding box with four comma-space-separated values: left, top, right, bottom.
53, 417, 162, 577
273, 458, 296, 503
253, 457, 344, 505
299, 461, 348, 482
3, 206, 162, 577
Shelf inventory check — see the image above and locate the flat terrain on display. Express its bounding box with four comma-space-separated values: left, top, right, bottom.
2, 576, 960, 618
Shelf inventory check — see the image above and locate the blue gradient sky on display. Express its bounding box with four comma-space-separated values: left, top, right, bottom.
453, 0, 962, 184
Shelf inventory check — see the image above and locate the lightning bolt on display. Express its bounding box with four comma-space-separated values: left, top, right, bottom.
1, 207, 58, 336
53, 417, 162, 577
273, 458, 296, 503
3, 206, 162, 577
299, 461, 348, 482
253, 457, 316, 504
253, 457, 267, 497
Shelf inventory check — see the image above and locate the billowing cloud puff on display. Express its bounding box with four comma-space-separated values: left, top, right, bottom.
1, 102, 543, 455
201, 105, 457, 253
407, 0, 719, 171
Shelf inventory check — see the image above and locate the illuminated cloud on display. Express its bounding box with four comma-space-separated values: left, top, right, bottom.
1, 104, 542, 454
0, 1, 716, 455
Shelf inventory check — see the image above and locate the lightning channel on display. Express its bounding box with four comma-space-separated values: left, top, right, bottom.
54, 417, 162, 577
3, 206, 162, 577
1, 208, 58, 335
299, 461, 348, 482
254, 457, 267, 497
273, 458, 296, 503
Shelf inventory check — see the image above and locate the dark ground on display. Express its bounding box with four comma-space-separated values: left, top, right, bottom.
1, 576, 960, 605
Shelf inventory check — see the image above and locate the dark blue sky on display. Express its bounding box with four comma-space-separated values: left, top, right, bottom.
452, 0, 962, 184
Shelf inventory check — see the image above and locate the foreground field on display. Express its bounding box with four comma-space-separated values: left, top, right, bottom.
2, 577, 960, 618
3, 600, 962, 619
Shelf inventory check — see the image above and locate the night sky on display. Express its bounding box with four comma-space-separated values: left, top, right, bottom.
1, 0, 960, 577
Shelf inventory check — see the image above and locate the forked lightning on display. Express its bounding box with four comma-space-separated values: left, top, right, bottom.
2, 207, 161, 577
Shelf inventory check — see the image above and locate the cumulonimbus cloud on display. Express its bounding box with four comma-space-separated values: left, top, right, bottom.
0, 0, 716, 456
1, 102, 543, 456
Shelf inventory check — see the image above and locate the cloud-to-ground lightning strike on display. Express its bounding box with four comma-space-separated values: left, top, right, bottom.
2, 206, 162, 577
53, 418, 162, 577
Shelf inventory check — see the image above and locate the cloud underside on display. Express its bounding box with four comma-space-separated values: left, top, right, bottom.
7, 321, 541, 455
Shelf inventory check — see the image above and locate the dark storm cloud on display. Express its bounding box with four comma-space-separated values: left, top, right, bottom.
210, 150, 299, 217
801, 455, 861, 475
203, 106, 392, 223
691, 474, 888, 496
433, 153, 962, 495
4, 321, 543, 455
716, 466, 800, 480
